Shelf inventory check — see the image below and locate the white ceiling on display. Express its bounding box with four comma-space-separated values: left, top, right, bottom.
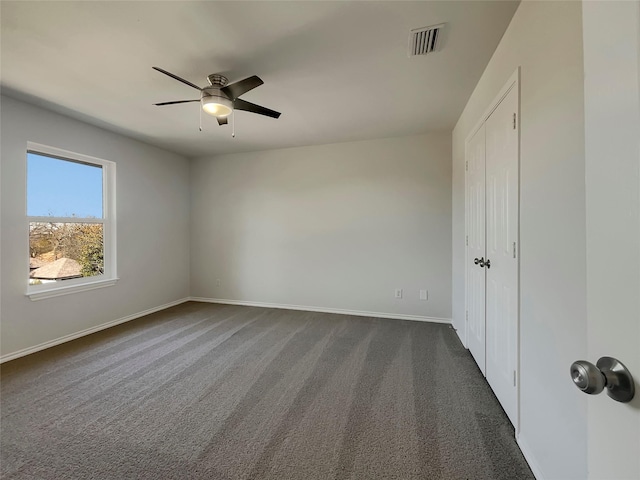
1, 1, 518, 158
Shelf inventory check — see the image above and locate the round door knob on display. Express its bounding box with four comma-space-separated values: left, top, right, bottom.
571, 360, 605, 394
570, 357, 635, 403
474, 258, 479, 265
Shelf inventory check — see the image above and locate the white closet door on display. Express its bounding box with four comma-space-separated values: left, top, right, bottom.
466, 124, 486, 374
484, 85, 519, 426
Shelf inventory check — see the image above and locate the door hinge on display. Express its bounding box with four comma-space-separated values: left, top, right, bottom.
465, 160, 468, 171
513, 241, 516, 258
466, 235, 469, 246
513, 370, 517, 386
513, 113, 517, 130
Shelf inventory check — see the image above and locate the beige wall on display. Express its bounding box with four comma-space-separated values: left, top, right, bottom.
190, 133, 452, 320
452, 1, 587, 478
0, 95, 191, 358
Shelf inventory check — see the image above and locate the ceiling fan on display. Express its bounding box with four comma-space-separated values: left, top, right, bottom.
152, 67, 281, 125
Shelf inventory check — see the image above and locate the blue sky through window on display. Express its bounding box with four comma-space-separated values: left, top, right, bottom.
27, 153, 103, 218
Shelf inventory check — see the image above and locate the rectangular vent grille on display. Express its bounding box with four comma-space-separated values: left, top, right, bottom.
409, 24, 444, 56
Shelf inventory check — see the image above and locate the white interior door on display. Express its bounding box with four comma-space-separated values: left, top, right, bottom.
583, 2, 640, 478
466, 124, 486, 374
485, 85, 519, 426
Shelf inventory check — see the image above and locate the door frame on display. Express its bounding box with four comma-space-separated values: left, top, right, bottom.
464, 67, 521, 432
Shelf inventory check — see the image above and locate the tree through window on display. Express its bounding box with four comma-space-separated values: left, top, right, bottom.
26, 144, 116, 299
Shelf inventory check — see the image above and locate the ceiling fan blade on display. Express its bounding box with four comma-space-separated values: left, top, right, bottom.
154, 100, 200, 106
152, 67, 202, 91
217, 117, 228, 126
234, 98, 281, 119
221, 75, 264, 100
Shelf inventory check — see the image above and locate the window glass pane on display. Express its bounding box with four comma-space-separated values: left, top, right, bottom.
29, 222, 104, 285
27, 153, 103, 218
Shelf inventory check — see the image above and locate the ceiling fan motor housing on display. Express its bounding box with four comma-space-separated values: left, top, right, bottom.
207, 74, 228, 87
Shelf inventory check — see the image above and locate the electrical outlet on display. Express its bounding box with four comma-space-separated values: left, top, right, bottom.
395, 289, 403, 299
420, 289, 428, 301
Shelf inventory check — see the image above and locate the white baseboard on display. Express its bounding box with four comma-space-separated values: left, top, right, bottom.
189, 297, 451, 324
516, 434, 545, 480
0, 297, 190, 364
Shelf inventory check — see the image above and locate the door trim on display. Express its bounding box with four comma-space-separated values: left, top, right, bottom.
465, 67, 521, 145
464, 66, 521, 433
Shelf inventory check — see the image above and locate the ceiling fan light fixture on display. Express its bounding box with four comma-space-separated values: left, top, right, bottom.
201, 95, 232, 117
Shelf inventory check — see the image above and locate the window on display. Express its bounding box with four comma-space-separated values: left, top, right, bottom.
26, 142, 116, 300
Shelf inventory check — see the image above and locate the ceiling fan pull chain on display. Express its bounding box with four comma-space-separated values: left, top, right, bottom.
232, 113, 235, 138
199, 107, 202, 132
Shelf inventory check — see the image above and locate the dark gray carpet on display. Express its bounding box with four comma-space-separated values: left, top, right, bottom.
1, 302, 533, 479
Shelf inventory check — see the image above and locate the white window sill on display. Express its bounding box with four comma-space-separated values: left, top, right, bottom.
27, 277, 119, 301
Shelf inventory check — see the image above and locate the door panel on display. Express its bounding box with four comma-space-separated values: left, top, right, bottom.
583, 2, 640, 477
485, 85, 519, 426
466, 124, 486, 374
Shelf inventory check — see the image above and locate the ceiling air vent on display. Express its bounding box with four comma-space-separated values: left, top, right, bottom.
408, 23, 445, 56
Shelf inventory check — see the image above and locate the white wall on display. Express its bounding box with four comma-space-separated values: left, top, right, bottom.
0, 95, 191, 358
452, 1, 587, 478
191, 133, 452, 320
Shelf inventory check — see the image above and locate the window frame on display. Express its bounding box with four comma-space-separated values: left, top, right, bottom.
26, 142, 117, 301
